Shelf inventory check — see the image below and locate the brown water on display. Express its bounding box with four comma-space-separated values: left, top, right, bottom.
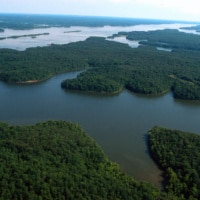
1, 71, 200, 189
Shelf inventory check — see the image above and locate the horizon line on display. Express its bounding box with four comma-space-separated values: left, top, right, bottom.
0, 12, 199, 24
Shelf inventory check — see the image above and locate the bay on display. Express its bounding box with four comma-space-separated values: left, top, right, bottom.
1, 17, 200, 189
0, 71, 200, 189
0, 23, 196, 50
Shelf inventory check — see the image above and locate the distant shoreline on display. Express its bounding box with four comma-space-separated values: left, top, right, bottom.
0, 32, 49, 40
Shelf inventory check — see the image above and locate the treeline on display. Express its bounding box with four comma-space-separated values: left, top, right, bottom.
115, 29, 200, 51
0, 43, 89, 82
180, 25, 200, 32
62, 66, 126, 94
1, 32, 200, 100
0, 14, 172, 30
61, 37, 200, 99
62, 64, 172, 95
149, 126, 200, 200
0, 120, 163, 200
2, 120, 199, 199
172, 81, 200, 100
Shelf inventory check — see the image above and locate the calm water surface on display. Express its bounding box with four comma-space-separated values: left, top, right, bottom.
0, 23, 196, 50
1, 23, 200, 189
1, 71, 200, 189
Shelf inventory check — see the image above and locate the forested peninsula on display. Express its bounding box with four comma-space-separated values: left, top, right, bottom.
0, 33, 49, 40
1, 29, 200, 100
0, 120, 161, 200
149, 127, 200, 200
0, 121, 200, 199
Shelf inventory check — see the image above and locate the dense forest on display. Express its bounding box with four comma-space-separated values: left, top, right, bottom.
0, 42, 89, 82
149, 126, 200, 200
1, 120, 200, 199
114, 29, 200, 50
1, 30, 200, 100
0, 120, 164, 200
1, 15, 200, 199
61, 31, 200, 100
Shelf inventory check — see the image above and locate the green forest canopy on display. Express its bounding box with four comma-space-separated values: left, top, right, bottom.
0, 120, 161, 200
0, 121, 200, 199
1, 29, 200, 100
149, 126, 200, 200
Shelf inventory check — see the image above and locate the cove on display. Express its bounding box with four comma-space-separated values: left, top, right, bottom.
0, 71, 200, 189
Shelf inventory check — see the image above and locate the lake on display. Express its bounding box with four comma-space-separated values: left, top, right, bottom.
0, 23, 197, 50
1, 71, 200, 189
1, 18, 200, 189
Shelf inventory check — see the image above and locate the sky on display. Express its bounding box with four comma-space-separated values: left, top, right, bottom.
0, 0, 200, 22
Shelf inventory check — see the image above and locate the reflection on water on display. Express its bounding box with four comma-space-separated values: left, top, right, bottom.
0, 71, 200, 189
0, 23, 196, 50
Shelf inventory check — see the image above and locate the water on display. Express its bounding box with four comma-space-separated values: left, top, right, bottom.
0, 23, 196, 50
1, 16, 200, 189
1, 71, 200, 189
107, 36, 140, 48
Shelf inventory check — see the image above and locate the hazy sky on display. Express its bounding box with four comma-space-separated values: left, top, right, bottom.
1, 0, 200, 22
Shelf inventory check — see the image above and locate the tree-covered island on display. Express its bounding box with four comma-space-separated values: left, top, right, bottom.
1, 29, 200, 100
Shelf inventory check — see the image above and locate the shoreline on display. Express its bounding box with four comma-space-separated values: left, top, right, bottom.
17, 80, 39, 84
